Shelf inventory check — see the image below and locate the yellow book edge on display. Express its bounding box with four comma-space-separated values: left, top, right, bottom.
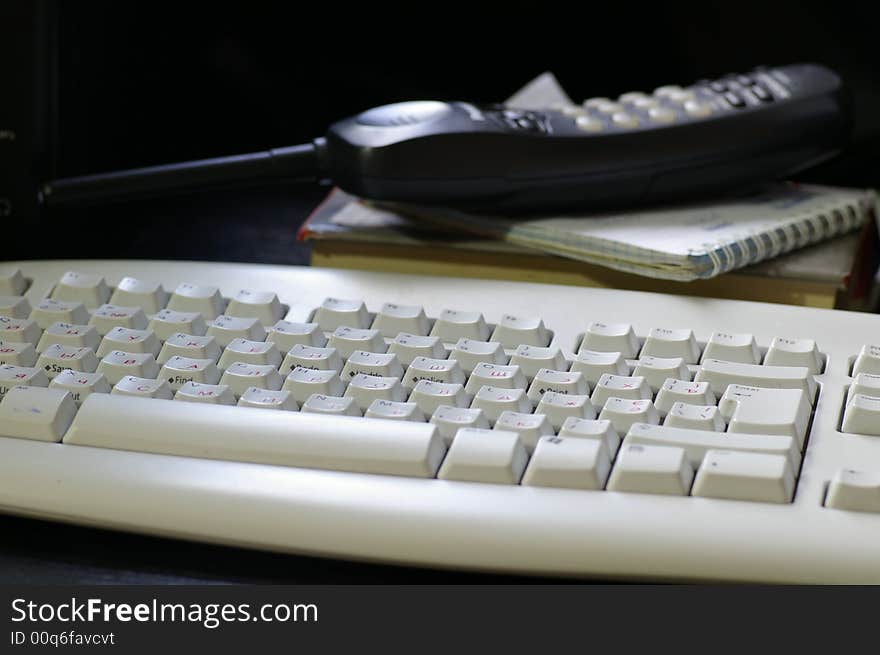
310, 240, 846, 309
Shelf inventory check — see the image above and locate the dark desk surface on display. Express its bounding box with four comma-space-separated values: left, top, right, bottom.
5, 186, 568, 584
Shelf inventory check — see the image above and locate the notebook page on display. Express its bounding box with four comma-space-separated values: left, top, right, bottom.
522, 185, 872, 258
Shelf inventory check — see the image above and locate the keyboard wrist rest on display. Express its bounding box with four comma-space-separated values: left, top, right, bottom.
0, 434, 876, 583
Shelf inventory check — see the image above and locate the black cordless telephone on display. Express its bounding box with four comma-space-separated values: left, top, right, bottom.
43, 63, 850, 214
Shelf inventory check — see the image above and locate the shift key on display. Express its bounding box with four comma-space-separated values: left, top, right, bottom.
694, 359, 816, 404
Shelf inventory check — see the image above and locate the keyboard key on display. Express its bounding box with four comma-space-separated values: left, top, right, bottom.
692, 450, 794, 504
825, 469, 880, 513
493, 411, 553, 452
96, 327, 161, 358
36, 344, 99, 379
0, 268, 26, 295
0, 364, 49, 401
430, 405, 490, 445
654, 84, 687, 97
590, 374, 652, 407
527, 369, 589, 402
464, 362, 527, 394
281, 366, 345, 404
388, 333, 446, 366
96, 350, 161, 385
372, 303, 430, 337
31, 298, 89, 329
613, 112, 640, 128
327, 326, 386, 358
606, 443, 694, 496
647, 107, 676, 123
490, 314, 550, 348
156, 355, 218, 390
157, 333, 221, 364
408, 380, 470, 415
535, 391, 595, 429
300, 393, 360, 416
65, 393, 446, 478
570, 350, 629, 386
0, 340, 36, 367
89, 304, 149, 335
701, 331, 761, 364
237, 387, 298, 411
558, 417, 620, 457
404, 356, 465, 389
220, 362, 283, 396
167, 283, 227, 320
51, 271, 111, 308
0, 317, 42, 345
0, 295, 31, 319
583, 96, 613, 109
365, 399, 425, 422
280, 344, 342, 374
344, 373, 407, 411
174, 382, 236, 405
695, 359, 816, 402
852, 344, 880, 377
847, 373, 880, 405
522, 436, 611, 490
207, 315, 266, 346
448, 339, 508, 374
470, 386, 531, 423
430, 309, 490, 342
0, 385, 77, 442
632, 356, 690, 391
619, 90, 650, 103
580, 322, 639, 358
111, 375, 173, 399
149, 310, 208, 340
556, 102, 586, 116
841, 394, 880, 436
719, 385, 811, 448
217, 338, 282, 369
109, 277, 168, 314
313, 297, 371, 331
619, 91, 653, 106
341, 350, 404, 380
684, 100, 713, 117
49, 369, 111, 405
653, 378, 716, 416
509, 345, 567, 379
568, 106, 597, 122
623, 423, 801, 472
640, 327, 701, 363
764, 337, 823, 374
664, 402, 725, 432
226, 289, 284, 325
266, 320, 326, 351
35, 322, 100, 353
574, 115, 606, 132
437, 428, 528, 484
599, 397, 660, 434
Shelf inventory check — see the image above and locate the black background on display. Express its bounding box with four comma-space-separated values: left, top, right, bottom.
2, 1, 880, 583
55, 1, 880, 184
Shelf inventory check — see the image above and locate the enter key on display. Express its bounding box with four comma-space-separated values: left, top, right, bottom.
718, 385, 812, 450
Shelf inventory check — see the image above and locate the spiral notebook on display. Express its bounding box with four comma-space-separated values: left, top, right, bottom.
380, 183, 877, 280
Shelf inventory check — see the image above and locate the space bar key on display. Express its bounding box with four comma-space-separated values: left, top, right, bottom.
63, 394, 447, 478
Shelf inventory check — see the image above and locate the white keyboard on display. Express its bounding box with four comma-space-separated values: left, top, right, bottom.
2, 259, 879, 583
